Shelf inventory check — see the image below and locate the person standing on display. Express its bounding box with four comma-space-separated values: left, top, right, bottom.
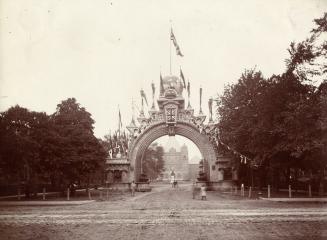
200, 185, 207, 200
192, 182, 196, 199
131, 181, 136, 197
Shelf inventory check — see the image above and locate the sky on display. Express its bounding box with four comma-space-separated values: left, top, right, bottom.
0, 0, 326, 150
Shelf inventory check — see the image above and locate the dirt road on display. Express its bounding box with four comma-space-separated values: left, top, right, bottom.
1, 183, 326, 240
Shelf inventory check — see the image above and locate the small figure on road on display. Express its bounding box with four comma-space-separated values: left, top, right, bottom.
192, 182, 197, 199
131, 181, 136, 196
200, 185, 207, 200
170, 171, 175, 188
174, 180, 178, 188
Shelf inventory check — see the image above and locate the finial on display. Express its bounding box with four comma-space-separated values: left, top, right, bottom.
151, 82, 155, 110
208, 97, 213, 123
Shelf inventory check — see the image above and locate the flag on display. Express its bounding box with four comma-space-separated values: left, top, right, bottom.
160, 73, 164, 94
187, 81, 190, 97
151, 82, 155, 96
180, 68, 186, 88
170, 28, 183, 57
140, 89, 148, 106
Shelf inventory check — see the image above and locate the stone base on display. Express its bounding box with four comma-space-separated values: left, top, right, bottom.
136, 182, 151, 192
106, 182, 130, 191
206, 180, 236, 191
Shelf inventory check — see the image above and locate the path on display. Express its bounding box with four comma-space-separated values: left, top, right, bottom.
0, 182, 326, 240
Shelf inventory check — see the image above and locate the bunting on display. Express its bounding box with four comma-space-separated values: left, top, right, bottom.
217, 136, 252, 165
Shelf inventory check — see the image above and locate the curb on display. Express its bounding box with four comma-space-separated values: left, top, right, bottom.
260, 197, 327, 202
0, 200, 95, 206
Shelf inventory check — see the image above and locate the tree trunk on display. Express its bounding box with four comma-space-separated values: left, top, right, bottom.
319, 169, 325, 196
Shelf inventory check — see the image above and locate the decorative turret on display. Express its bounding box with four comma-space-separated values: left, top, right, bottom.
157, 75, 185, 111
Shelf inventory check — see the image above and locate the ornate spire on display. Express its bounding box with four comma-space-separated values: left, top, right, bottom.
208, 97, 213, 123
160, 73, 164, 96
126, 99, 138, 134
151, 82, 156, 110
187, 80, 191, 109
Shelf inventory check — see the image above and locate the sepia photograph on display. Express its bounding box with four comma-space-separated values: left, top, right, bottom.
0, 0, 326, 239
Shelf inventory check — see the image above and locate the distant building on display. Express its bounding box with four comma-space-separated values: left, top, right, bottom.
162, 137, 190, 181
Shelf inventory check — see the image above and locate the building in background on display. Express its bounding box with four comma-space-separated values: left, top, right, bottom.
162, 137, 192, 181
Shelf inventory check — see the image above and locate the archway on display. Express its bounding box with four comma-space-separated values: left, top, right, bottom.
142, 134, 203, 181
128, 121, 217, 182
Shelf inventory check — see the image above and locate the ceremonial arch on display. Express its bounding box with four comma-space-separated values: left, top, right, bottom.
129, 122, 216, 182
123, 75, 236, 185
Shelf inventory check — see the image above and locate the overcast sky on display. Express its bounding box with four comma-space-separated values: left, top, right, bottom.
1, 0, 326, 146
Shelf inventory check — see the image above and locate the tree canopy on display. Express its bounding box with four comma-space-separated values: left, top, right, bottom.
216, 13, 327, 189
0, 98, 107, 196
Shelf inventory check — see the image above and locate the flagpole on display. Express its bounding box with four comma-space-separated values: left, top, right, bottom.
170, 29, 172, 75
169, 20, 172, 75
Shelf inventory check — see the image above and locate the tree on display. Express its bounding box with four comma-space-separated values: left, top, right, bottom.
142, 143, 164, 180
286, 13, 327, 84
52, 98, 107, 191
0, 106, 53, 197
217, 69, 319, 188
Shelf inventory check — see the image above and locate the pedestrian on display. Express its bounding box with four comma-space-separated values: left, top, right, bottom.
170, 175, 175, 188
192, 182, 196, 199
131, 181, 136, 197
200, 185, 207, 200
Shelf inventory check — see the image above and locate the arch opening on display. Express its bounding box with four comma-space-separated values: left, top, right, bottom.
141, 135, 203, 181
128, 122, 218, 182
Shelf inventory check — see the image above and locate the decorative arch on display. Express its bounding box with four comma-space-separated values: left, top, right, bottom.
128, 121, 217, 181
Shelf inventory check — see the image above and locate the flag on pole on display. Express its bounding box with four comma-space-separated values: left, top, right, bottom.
160, 73, 164, 94
151, 82, 155, 96
187, 81, 190, 98
140, 89, 148, 106
170, 28, 184, 57
180, 67, 186, 88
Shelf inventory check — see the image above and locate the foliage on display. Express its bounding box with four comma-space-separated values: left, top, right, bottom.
52, 98, 107, 185
217, 13, 327, 188
142, 143, 164, 180
0, 98, 107, 195
286, 13, 327, 83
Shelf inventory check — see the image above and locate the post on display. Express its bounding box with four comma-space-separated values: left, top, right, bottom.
248, 186, 252, 198
67, 188, 70, 201
241, 184, 244, 197
99, 190, 103, 200
106, 189, 109, 200
17, 187, 21, 200
308, 184, 312, 198
42, 187, 46, 201
268, 185, 271, 198
235, 186, 237, 194
288, 185, 292, 198
88, 190, 92, 200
